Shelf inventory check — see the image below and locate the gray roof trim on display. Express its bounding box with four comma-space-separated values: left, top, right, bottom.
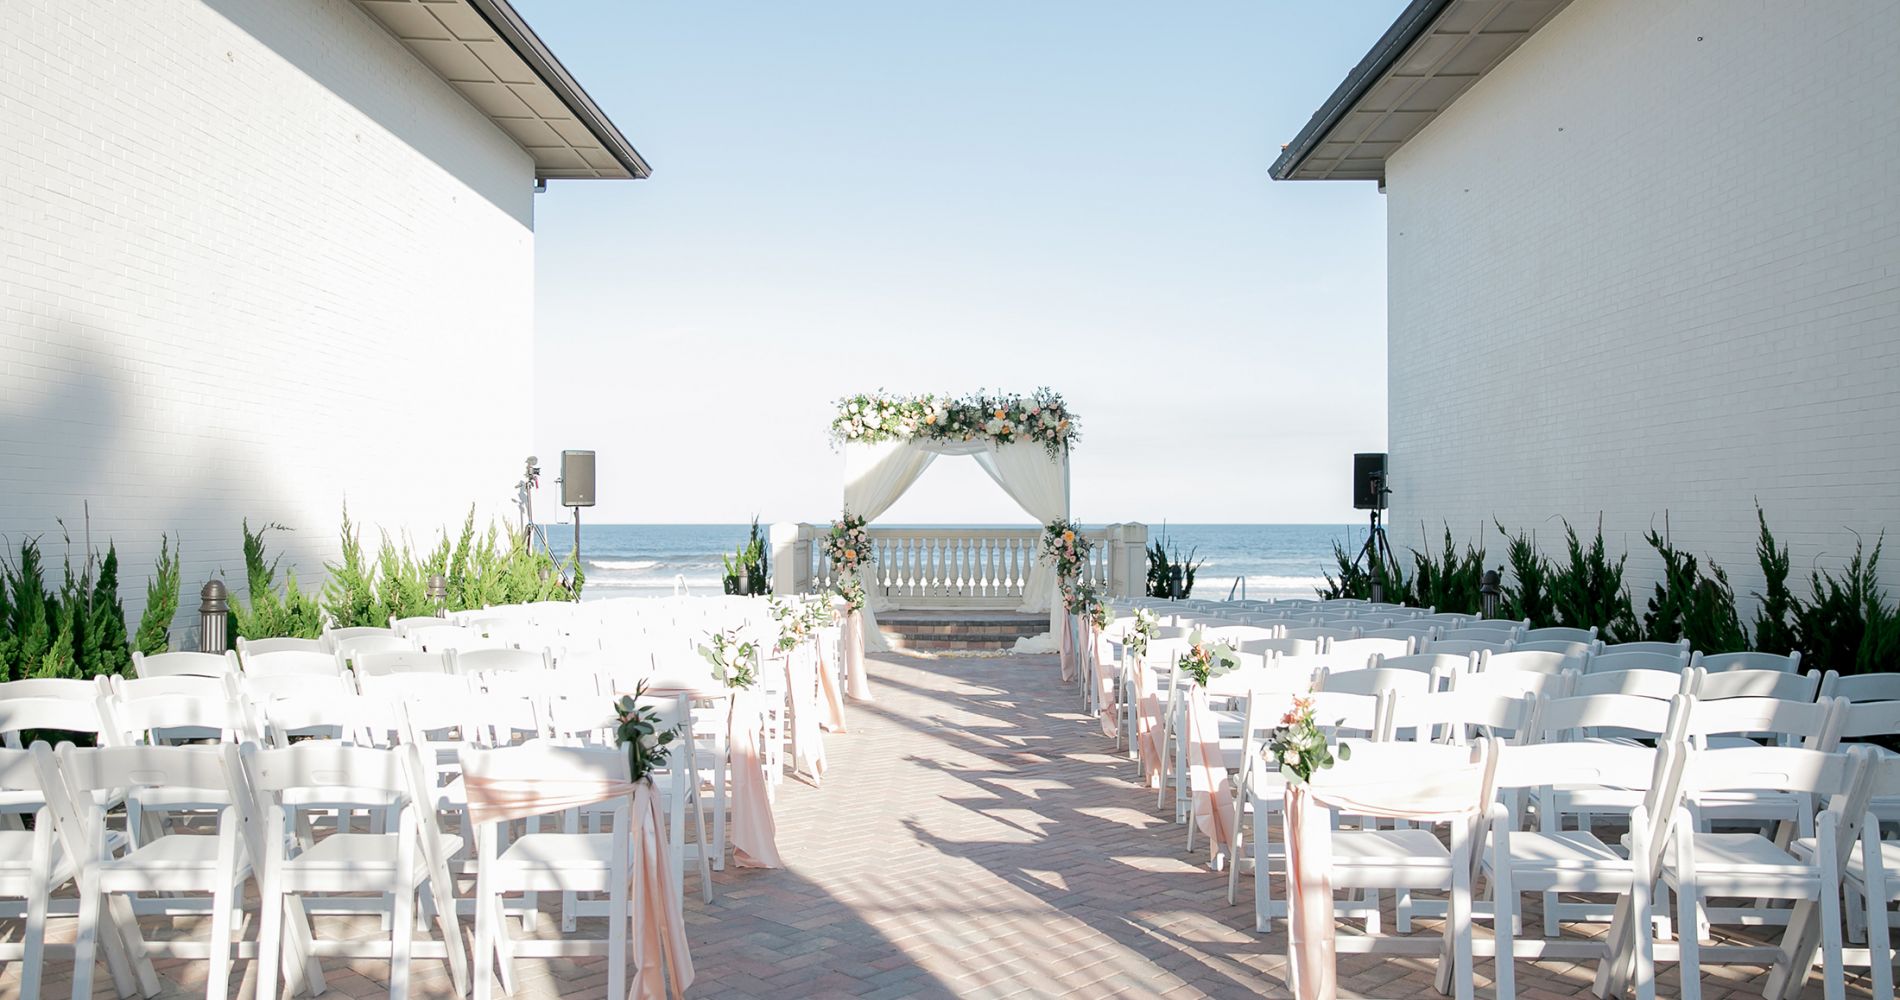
464, 0, 651, 180
1268, 0, 1451, 181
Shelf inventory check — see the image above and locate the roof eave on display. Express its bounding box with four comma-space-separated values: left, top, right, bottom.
1269, 0, 1452, 182
464, 0, 651, 181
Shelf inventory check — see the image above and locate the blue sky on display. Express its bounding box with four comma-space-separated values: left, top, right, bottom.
521, 1, 1404, 525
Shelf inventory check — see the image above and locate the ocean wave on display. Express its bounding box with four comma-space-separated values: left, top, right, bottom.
588, 559, 661, 571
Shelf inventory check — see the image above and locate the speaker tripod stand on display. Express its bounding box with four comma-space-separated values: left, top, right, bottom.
1353, 508, 1398, 603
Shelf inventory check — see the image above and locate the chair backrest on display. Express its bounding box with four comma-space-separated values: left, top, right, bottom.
458, 742, 632, 827
1198, 625, 1281, 645
0, 697, 113, 748
1678, 745, 1857, 800
407, 625, 491, 653
1315, 666, 1434, 698
1479, 649, 1578, 676
1598, 640, 1690, 656
106, 693, 255, 744
1359, 626, 1436, 642
1520, 625, 1598, 645
1584, 649, 1691, 674
1328, 636, 1416, 661
1569, 668, 1693, 700
1382, 690, 1537, 744
454, 648, 550, 676
1283, 625, 1359, 643
111, 674, 226, 700
1311, 739, 1497, 822
232, 671, 357, 706
1689, 667, 1819, 702
1237, 637, 1319, 658
325, 625, 397, 644
236, 636, 324, 658
1424, 637, 1514, 656
1694, 650, 1801, 674
334, 634, 415, 662
1819, 670, 1900, 703
242, 740, 408, 805
240, 649, 343, 678
1441, 622, 1523, 642
1371, 652, 1473, 685
54, 742, 235, 805
390, 615, 450, 637
355, 671, 471, 701
1490, 738, 1669, 794
1837, 699, 1900, 743
258, 693, 401, 748
0, 677, 101, 700
1532, 693, 1688, 744
352, 649, 454, 678
1449, 666, 1572, 699
131, 649, 237, 679
1511, 639, 1596, 658
1680, 695, 1841, 750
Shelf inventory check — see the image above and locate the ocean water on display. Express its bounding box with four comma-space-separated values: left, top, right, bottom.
543, 524, 1368, 601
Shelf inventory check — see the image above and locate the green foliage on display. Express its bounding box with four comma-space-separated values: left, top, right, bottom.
1146, 529, 1206, 598
321, 503, 381, 629
1750, 506, 1799, 656
375, 532, 434, 623
1548, 517, 1639, 643
722, 517, 769, 595
1496, 522, 1555, 627
1317, 541, 1371, 601
3, 539, 54, 681
80, 543, 130, 677
1641, 525, 1747, 653
1403, 527, 1486, 615
1792, 532, 1886, 673
135, 534, 181, 655
445, 507, 477, 611
231, 520, 323, 640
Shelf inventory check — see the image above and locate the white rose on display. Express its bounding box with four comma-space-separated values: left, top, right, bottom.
1281, 749, 1301, 766
641, 733, 661, 750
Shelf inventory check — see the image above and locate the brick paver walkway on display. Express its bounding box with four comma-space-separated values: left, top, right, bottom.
12, 651, 1868, 998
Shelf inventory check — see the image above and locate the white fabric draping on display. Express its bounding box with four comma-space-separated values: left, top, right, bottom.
972, 441, 1066, 618
841, 437, 1070, 652
842, 440, 940, 652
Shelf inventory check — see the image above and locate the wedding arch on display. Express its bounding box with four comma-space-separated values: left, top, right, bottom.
830, 390, 1076, 650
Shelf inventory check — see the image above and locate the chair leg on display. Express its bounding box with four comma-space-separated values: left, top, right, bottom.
207, 881, 236, 1000
73, 876, 101, 1000
1491, 862, 1515, 1000
472, 871, 493, 1000
257, 880, 285, 1000
1676, 884, 1701, 1000
1868, 876, 1893, 1000
609, 867, 629, 1000
21, 874, 48, 1000
389, 879, 415, 1000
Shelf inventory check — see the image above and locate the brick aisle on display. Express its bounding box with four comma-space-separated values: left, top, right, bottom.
14, 651, 1866, 998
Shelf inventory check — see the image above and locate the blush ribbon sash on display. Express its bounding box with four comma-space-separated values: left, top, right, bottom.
1283, 765, 1488, 1000
1133, 654, 1164, 787
463, 775, 695, 1000
814, 639, 848, 733
1185, 685, 1234, 862
1058, 613, 1076, 683
726, 687, 783, 868
843, 610, 873, 702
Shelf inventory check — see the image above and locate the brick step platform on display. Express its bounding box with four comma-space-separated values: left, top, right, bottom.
877, 610, 1047, 652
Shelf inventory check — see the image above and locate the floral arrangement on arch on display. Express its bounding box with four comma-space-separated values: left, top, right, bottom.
613, 680, 682, 783
829, 388, 1078, 458
1267, 691, 1350, 784
697, 629, 758, 689
1123, 608, 1160, 658
1041, 518, 1092, 580
1175, 627, 1241, 686
825, 512, 872, 574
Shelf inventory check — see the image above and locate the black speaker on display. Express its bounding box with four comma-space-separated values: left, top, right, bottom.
560, 450, 596, 508
1352, 452, 1388, 511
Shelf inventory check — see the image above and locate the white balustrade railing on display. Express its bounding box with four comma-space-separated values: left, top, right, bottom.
770, 522, 1149, 609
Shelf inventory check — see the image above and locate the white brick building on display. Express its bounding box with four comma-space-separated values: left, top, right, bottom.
1274, 0, 1900, 607
0, 0, 644, 639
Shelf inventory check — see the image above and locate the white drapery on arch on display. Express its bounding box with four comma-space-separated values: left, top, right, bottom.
843, 438, 1069, 651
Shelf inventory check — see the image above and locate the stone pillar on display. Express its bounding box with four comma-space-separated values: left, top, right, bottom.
770, 522, 810, 595
1106, 523, 1149, 598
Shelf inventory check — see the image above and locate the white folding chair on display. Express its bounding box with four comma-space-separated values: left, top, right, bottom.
237, 636, 325, 658
1586, 649, 1692, 674
1315, 666, 1435, 699
1426, 637, 1514, 657
49, 743, 252, 1000
353, 649, 455, 678
323, 626, 398, 653
1521, 626, 1597, 645
1819, 670, 1900, 703
1598, 640, 1691, 657
240, 741, 469, 1000
1693, 650, 1801, 674
1330, 636, 1417, 661
240, 649, 343, 678
1301, 739, 1498, 1000
1687, 667, 1819, 703
462, 743, 633, 1000
1658, 746, 1859, 1000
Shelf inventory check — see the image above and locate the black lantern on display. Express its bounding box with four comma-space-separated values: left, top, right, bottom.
1480, 569, 1501, 619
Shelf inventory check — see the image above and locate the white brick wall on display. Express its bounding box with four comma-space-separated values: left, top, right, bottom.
1384, 0, 1900, 616
0, 0, 537, 643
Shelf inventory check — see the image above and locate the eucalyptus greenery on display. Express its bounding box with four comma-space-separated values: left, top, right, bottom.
613, 681, 681, 784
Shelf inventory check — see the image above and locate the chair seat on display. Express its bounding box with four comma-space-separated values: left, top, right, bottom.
1667, 832, 1807, 875
1331, 829, 1452, 866
0, 831, 78, 888
496, 833, 619, 871
1794, 836, 1900, 900
284, 833, 465, 877
1483, 831, 1626, 872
